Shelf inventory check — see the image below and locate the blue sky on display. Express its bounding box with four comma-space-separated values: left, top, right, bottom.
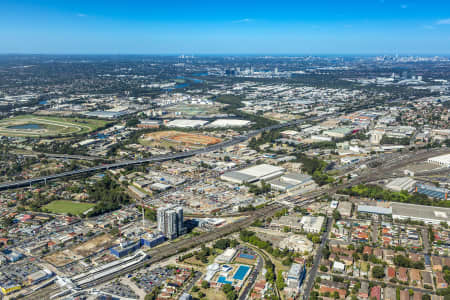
1, 0, 450, 54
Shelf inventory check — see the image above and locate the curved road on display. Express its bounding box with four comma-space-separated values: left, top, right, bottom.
0, 116, 324, 191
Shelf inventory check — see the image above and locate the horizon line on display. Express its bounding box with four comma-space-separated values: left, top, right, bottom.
1, 53, 450, 57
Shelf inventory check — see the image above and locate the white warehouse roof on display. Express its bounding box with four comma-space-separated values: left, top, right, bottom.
385, 177, 416, 192
392, 203, 450, 225
221, 164, 285, 184
427, 153, 450, 167
166, 119, 208, 128
207, 119, 251, 128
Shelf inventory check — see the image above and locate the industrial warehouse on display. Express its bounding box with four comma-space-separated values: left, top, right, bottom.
391, 203, 450, 225
220, 164, 285, 184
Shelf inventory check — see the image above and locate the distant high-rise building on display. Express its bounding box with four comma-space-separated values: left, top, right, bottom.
274, 67, 278, 74
166, 209, 178, 239
157, 206, 184, 240
157, 207, 166, 232
175, 206, 184, 236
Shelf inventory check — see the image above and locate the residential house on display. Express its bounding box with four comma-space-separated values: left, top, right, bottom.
400, 290, 410, 300
358, 281, 369, 299
384, 287, 396, 300
332, 261, 346, 273
397, 267, 408, 283
409, 253, 422, 262
383, 249, 395, 264
387, 267, 396, 280
421, 271, 433, 288
409, 269, 421, 286
373, 248, 383, 259
319, 286, 346, 299
436, 271, 448, 289
363, 246, 372, 256
370, 286, 381, 300
432, 256, 443, 272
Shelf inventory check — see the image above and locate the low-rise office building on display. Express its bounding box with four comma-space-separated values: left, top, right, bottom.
286, 263, 306, 290
300, 216, 325, 233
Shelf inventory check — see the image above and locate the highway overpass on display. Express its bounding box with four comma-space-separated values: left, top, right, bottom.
0, 116, 323, 191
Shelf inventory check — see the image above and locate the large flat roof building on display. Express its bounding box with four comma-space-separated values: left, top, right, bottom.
392, 203, 450, 225
427, 153, 450, 167
385, 177, 416, 192
300, 215, 325, 233
166, 119, 208, 128
220, 164, 285, 184
269, 173, 315, 192
207, 119, 251, 128
357, 205, 392, 215
415, 183, 448, 200
270, 215, 303, 232
337, 201, 352, 218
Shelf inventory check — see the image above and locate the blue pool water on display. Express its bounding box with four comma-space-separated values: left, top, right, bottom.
233, 265, 250, 280
217, 276, 232, 285
238, 253, 255, 260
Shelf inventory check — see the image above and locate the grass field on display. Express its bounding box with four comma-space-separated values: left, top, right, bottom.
43, 200, 95, 215
165, 103, 223, 117
0, 115, 111, 137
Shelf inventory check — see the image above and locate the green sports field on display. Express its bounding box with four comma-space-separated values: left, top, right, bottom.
0, 115, 111, 137
43, 200, 95, 215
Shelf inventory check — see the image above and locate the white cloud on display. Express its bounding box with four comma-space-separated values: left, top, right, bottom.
437, 18, 450, 25
76, 13, 87, 17
232, 18, 252, 23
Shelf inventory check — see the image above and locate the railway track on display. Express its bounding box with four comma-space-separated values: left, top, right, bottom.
77, 203, 282, 288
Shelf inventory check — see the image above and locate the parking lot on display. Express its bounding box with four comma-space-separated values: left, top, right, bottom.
100, 280, 138, 299
134, 266, 177, 293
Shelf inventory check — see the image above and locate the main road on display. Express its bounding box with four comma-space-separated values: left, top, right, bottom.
0, 116, 324, 191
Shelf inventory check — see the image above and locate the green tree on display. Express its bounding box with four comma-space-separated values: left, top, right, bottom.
372, 266, 385, 279
201, 280, 210, 289
332, 209, 341, 220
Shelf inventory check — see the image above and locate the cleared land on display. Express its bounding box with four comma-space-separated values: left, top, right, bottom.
165, 103, 223, 117
263, 112, 298, 122
43, 200, 95, 215
0, 115, 110, 137
45, 234, 114, 267
140, 130, 221, 148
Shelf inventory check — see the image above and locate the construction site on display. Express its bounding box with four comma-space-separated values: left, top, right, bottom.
140, 130, 222, 149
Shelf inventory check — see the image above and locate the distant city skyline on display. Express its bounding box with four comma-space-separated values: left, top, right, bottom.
1, 0, 450, 54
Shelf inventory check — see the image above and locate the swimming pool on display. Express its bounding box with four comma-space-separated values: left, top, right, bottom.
233, 265, 250, 280
217, 276, 232, 285
238, 253, 255, 260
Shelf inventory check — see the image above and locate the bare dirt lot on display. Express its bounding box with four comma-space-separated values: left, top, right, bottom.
142, 130, 221, 146
45, 234, 115, 267
73, 234, 115, 257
